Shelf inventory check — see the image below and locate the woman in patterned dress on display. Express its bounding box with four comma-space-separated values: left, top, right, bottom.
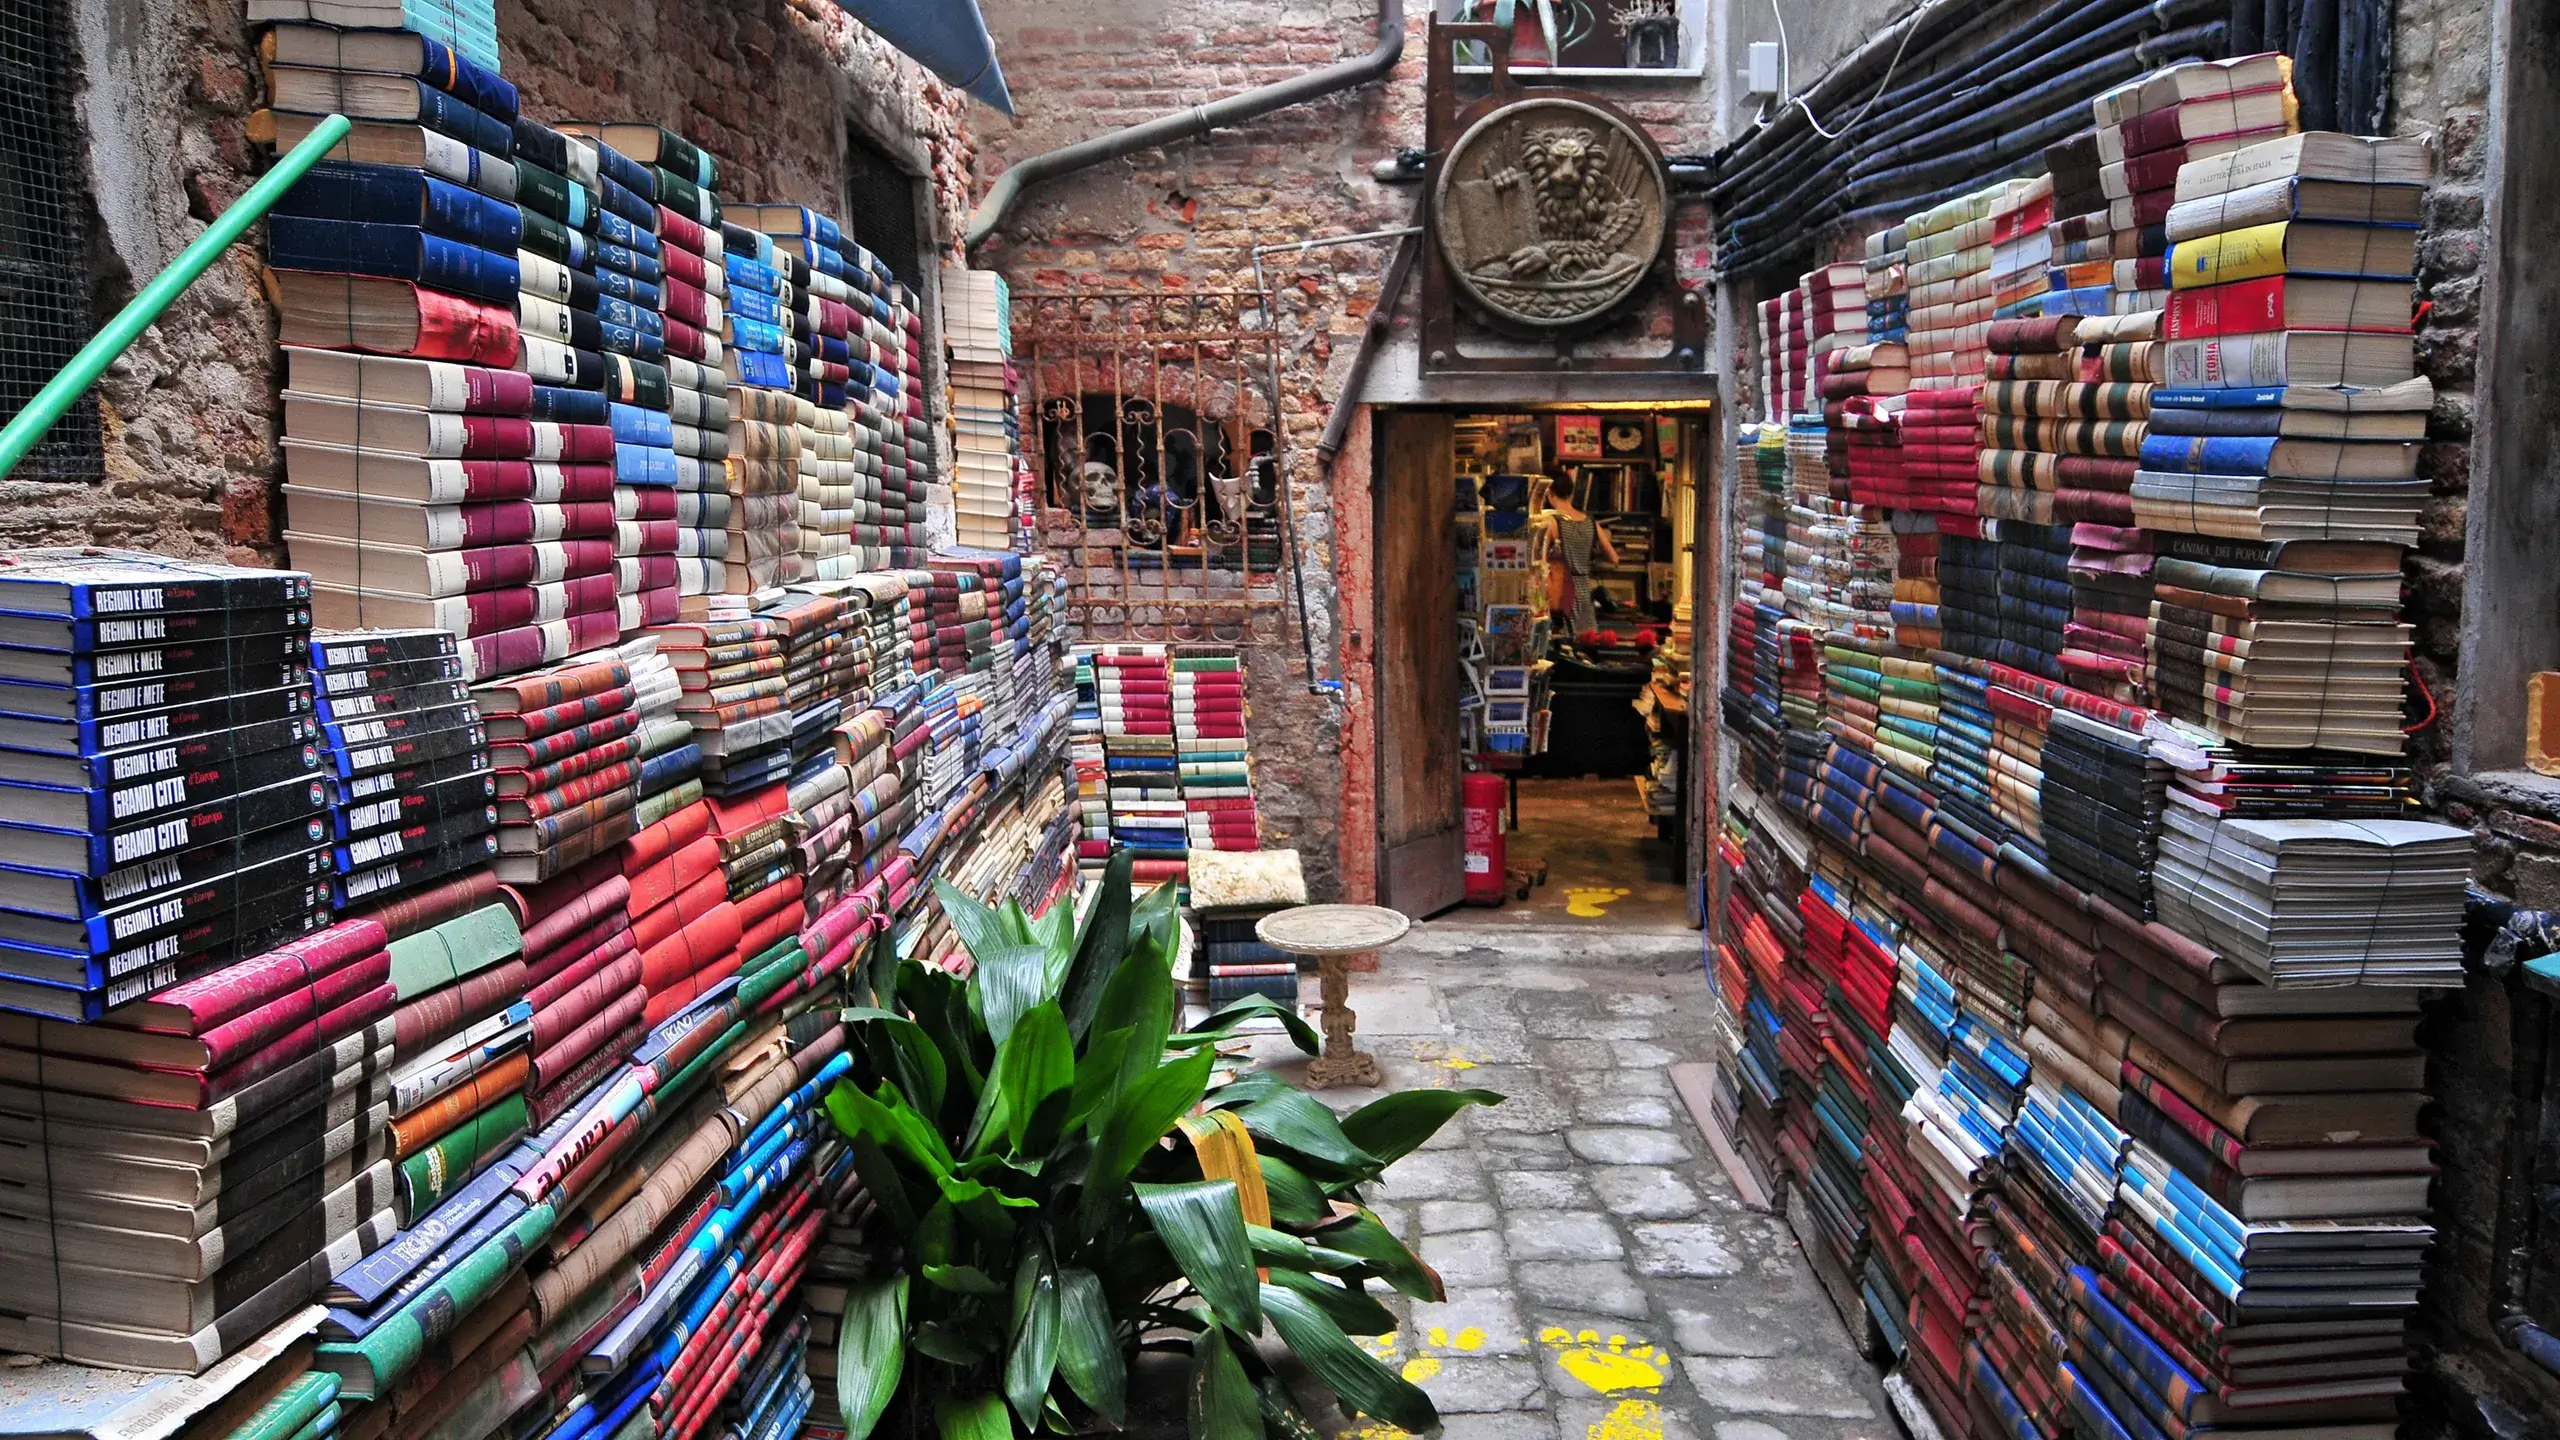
1540, 472, 1618, 636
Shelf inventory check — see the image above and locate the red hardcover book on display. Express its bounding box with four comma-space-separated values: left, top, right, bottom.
110, 918, 388, 1036
517, 866, 631, 950
526, 924, 636, 1009
502, 734, 641, 800
394, 957, 526, 1054
507, 759, 641, 823
196, 949, 392, 1072
200, 981, 397, 1103
488, 709, 640, 770
268, 274, 520, 364
540, 463, 618, 503
635, 869, 727, 955
530, 1020, 646, 1127
476, 659, 633, 717
639, 900, 739, 998
531, 986, 645, 1094
531, 423, 615, 464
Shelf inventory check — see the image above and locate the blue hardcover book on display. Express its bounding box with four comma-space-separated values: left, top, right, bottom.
592, 239, 664, 285
596, 295, 663, 336
394, 33, 518, 121
530, 385, 609, 425
591, 266, 663, 310
597, 319, 665, 365
2138, 433, 2283, 475
2063, 1328, 2177, 1440
321, 1190, 534, 1340
585, 142, 656, 204
594, 207, 654, 253
596, 171, 655, 230
608, 403, 675, 447
724, 255, 780, 295
388, 79, 511, 160
729, 318, 787, 358
277, 162, 524, 256
2066, 1268, 2215, 1421
328, 1155, 529, 1313
639, 743, 701, 794
2145, 405, 2286, 438
268, 217, 519, 305
2057, 1363, 2141, 1440
616, 444, 679, 488
2152, 385, 2289, 409
725, 286, 784, 329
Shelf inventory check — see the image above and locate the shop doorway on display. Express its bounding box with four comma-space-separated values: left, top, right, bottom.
1370, 405, 1712, 931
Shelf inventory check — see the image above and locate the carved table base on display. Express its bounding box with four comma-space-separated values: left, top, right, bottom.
1306, 951, 1382, 1089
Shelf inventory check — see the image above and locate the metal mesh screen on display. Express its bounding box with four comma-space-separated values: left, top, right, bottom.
0, 0, 100, 481
843, 130, 923, 292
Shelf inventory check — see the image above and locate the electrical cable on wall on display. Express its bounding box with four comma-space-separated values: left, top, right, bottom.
1767, 0, 1943, 140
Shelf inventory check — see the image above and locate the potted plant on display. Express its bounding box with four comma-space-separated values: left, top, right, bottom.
1613, 0, 1681, 68
824, 853, 1503, 1438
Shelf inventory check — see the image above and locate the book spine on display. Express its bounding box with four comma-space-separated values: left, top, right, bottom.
2065, 1268, 2212, 1423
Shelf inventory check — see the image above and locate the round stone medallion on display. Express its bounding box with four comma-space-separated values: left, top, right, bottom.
1433, 96, 1671, 331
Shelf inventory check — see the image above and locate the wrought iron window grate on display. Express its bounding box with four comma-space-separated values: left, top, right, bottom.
0, 0, 100, 481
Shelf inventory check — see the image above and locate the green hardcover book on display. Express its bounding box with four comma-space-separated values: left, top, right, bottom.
313, 1198, 556, 1398
395, 1092, 526, 1219
387, 903, 522, 999
225, 1371, 338, 1440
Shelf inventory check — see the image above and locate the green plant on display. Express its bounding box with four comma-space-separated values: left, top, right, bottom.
823, 853, 1503, 1438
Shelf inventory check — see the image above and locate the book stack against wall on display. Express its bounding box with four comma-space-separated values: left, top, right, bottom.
0, 914, 398, 1372
1070, 651, 1112, 884
1866, 223, 1910, 343
0, 554, 334, 1025
942, 267, 1019, 550
843, 256, 918, 566
1828, 340, 1910, 510
1182, 851, 1308, 1009
717, 219, 805, 601
546, 125, 685, 637
2143, 130, 2429, 756
256, 29, 583, 681
2046, 125, 2122, 324
895, 276, 938, 558
1173, 652, 1259, 854
1903, 180, 2005, 391
1781, 864, 1867, 1300
2055, 310, 2165, 703
1801, 260, 1868, 412
374, 880, 525, 1226
309, 628, 497, 913
2093, 53, 2302, 319
1085, 645, 1187, 888
1709, 791, 1807, 1203
471, 654, 639, 888
1988, 174, 2058, 320
738, 207, 852, 578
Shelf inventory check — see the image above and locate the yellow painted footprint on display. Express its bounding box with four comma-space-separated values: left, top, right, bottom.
1564, 886, 1632, 918
1350, 1328, 1487, 1437
1541, 1328, 1668, 1440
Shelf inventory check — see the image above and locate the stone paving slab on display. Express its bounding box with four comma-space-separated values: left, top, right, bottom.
1266, 948, 1892, 1440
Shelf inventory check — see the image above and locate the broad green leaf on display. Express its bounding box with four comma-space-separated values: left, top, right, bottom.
914, 1321, 994, 1366
1078, 1047, 1215, 1237
1181, 993, 1320, 1054
841, 1132, 918, 1235
915, 1198, 959, 1268
1060, 851, 1134, 1039
1260, 1283, 1436, 1432
1066, 1025, 1133, 1133
1003, 1249, 1061, 1429
938, 1173, 1037, 1249
1054, 1266, 1126, 1425
922, 1263, 1006, 1297
835, 1275, 907, 1440
1254, 1153, 1328, 1228
971, 939, 1056, 1049
902, 963, 987, 1121
1235, 1089, 1378, 1173
1206, 1070, 1295, 1112
1131, 878, 1181, 951
999, 894, 1039, 945
935, 878, 1019, 971
1339, 1088, 1505, 1167
993, 1004, 1075, 1155
1134, 1180, 1261, 1336
1188, 1325, 1266, 1440
1310, 1209, 1443, 1301
1265, 1267, 1397, 1338
1244, 1223, 1313, 1268
1091, 946, 1175, 1101
934, 1393, 1012, 1440
828, 1079, 957, 1179
843, 1007, 950, 1122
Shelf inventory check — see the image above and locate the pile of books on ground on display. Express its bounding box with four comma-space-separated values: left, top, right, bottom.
1084, 644, 1187, 887
1174, 652, 1259, 855
943, 266, 1019, 550
311, 628, 498, 912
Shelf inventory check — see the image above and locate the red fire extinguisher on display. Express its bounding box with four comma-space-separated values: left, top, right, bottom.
1463, 770, 1508, 907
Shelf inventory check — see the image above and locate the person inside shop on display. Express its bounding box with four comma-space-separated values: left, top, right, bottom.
1539, 472, 1618, 637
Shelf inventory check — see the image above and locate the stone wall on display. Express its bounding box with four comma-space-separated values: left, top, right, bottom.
972, 0, 1727, 902
4, 0, 977, 565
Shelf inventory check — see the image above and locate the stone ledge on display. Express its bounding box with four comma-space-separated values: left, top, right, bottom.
2447, 768, 2560, 829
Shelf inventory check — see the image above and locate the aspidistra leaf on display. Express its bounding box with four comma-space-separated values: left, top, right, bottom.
1060, 851, 1134, 1039
1188, 1325, 1266, 1440
1181, 993, 1320, 1054
921, 1263, 1006, 1297
933, 1394, 1012, 1440
1054, 1265, 1127, 1424
1134, 1179, 1261, 1336
1265, 1267, 1397, 1338
1003, 1249, 1061, 1428
835, 1275, 908, 1440
1311, 1208, 1444, 1301
992, 1003, 1075, 1155
1259, 1282, 1437, 1432
1339, 1088, 1504, 1167
1255, 1152, 1328, 1228
1235, 1089, 1378, 1172
1078, 1048, 1214, 1237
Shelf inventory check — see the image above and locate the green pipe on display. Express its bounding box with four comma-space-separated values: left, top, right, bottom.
0, 111, 352, 481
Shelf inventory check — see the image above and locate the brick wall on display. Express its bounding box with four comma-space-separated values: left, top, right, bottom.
3, 0, 976, 564
973, 0, 1726, 901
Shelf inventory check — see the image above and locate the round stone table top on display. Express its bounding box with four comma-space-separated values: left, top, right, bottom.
1254, 904, 1413, 958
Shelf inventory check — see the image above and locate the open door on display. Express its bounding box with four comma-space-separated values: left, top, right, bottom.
1374, 410, 1464, 918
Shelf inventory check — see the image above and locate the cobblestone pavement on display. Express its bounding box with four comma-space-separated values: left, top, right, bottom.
1259, 936, 1899, 1440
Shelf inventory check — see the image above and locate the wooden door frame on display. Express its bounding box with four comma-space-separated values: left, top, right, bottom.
1371, 409, 1466, 918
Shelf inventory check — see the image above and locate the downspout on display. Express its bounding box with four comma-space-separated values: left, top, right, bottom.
964, 0, 1405, 255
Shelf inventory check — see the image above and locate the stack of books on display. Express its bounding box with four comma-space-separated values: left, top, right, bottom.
739, 207, 853, 578
0, 553, 331, 1023
702, 785, 804, 1020
1800, 260, 1868, 411
1924, 663, 2001, 846
1827, 341, 1910, 510
2054, 311, 2164, 699
1088, 646, 1186, 886
890, 275, 936, 558
472, 654, 639, 885
1987, 175, 2057, 319
2152, 812, 2469, 986
1905, 181, 2012, 390
1070, 651, 1112, 881
378, 892, 525, 1222
2093, 53, 2301, 318
507, 853, 639, 1129
719, 221, 805, 598
829, 697, 909, 905
0, 916, 398, 1369
654, 613, 792, 796
623, 637, 701, 832
2039, 708, 2168, 918
2045, 126, 2121, 322
942, 267, 1019, 550
1173, 652, 1258, 853
309, 627, 497, 912
1864, 222, 1909, 343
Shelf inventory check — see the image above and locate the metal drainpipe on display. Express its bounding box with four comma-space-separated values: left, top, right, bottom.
963, 0, 1406, 255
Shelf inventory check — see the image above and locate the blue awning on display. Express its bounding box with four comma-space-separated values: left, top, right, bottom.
831, 0, 1014, 115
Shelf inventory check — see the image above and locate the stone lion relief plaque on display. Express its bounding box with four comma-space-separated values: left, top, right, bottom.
1432, 96, 1670, 332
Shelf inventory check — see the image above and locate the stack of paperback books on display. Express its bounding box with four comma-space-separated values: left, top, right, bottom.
0, 915, 398, 1369
2039, 708, 2168, 918
2092, 53, 2300, 318
0, 553, 331, 1023
942, 266, 1019, 550
1986, 174, 2057, 319
719, 220, 803, 598
625, 637, 701, 830
472, 654, 639, 885
309, 627, 497, 912
1906, 180, 2012, 390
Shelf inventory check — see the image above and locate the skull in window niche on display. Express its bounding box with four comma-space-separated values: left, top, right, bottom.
1076, 429, 1121, 517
